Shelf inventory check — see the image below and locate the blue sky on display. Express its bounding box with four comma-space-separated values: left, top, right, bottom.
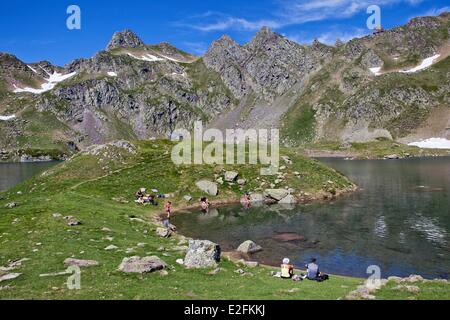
0, 0, 449, 66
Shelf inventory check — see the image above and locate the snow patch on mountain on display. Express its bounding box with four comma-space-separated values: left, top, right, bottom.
13, 71, 77, 94
27, 65, 38, 74
369, 54, 441, 76
400, 54, 440, 73
369, 67, 382, 76
408, 138, 450, 149
127, 53, 164, 62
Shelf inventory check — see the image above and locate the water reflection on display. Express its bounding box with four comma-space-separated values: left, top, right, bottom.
0, 162, 59, 192
173, 157, 450, 279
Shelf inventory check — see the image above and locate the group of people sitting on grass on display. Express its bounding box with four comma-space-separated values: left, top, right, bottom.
134, 188, 166, 206
275, 258, 329, 282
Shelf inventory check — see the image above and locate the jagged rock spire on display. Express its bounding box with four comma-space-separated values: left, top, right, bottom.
106, 29, 144, 51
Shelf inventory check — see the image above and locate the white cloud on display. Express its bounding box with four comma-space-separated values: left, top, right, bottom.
183, 0, 423, 32
424, 6, 450, 16
286, 27, 368, 45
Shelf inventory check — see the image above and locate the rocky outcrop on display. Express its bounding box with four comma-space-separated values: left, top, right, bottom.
184, 240, 221, 268
195, 180, 218, 196
106, 29, 144, 51
2, 13, 450, 151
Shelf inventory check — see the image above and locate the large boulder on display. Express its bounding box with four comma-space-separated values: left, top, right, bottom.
264, 189, 288, 201
118, 256, 167, 273
237, 240, 262, 254
156, 227, 171, 238
278, 194, 296, 204
249, 193, 264, 202
184, 240, 221, 269
195, 180, 218, 196
224, 171, 239, 182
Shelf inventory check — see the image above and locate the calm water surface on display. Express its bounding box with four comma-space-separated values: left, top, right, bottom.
172, 157, 450, 279
0, 162, 59, 192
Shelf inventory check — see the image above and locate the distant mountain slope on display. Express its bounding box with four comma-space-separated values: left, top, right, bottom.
1, 12, 449, 158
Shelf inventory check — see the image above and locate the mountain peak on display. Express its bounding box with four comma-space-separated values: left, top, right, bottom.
106, 29, 144, 51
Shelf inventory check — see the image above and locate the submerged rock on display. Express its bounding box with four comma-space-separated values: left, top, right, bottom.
237, 240, 262, 254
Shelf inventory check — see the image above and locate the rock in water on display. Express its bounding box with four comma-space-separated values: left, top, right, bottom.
237, 240, 262, 254
195, 180, 218, 196
264, 189, 288, 201
184, 240, 221, 269
64, 258, 99, 267
272, 232, 305, 242
224, 171, 239, 182
118, 256, 167, 273
249, 193, 264, 202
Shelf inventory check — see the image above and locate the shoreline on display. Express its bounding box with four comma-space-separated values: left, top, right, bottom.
304, 149, 450, 159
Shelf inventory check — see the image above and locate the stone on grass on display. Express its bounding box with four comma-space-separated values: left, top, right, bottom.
105, 245, 118, 251
403, 275, 424, 283
176, 259, 184, 265
388, 276, 402, 284
208, 268, 221, 275
118, 256, 167, 273
394, 285, 420, 294
224, 171, 239, 182
0, 273, 21, 283
195, 180, 218, 196
264, 189, 288, 201
184, 240, 221, 269
281, 156, 292, 164
0, 258, 30, 272
64, 258, 99, 267
239, 260, 259, 268
68, 218, 82, 226
183, 195, 193, 202
237, 179, 247, 186
156, 227, 171, 238
5, 202, 18, 209
237, 240, 262, 254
